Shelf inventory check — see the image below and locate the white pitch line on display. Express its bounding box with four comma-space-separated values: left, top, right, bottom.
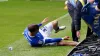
56, 13, 69, 21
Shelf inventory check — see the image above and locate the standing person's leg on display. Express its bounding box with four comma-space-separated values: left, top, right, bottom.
72, 23, 78, 42
86, 27, 93, 37
67, 3, 78, 42
67, 3, 74, 18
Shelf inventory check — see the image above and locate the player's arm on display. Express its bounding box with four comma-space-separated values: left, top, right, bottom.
74, 1, 83, 38
74, 1, 83, 31
44, 38, 63, 44
44, 36, 69, 44
38, 17, 49, 27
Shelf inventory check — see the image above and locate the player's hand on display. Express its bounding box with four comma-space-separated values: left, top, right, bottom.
76, 31, 80, 39
63, 36, 70, 40
41, 17, 49, 24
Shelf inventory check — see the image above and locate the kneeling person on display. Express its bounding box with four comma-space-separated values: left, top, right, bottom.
23, 18, 78, 47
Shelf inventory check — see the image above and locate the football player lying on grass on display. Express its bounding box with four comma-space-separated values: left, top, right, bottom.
23, 17, 79, 47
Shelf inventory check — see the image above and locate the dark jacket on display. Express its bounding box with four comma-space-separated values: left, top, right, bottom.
74, 0, 87, 31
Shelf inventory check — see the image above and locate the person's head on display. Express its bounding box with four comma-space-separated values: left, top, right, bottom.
28, 24, 39, 34
88, 0, 95, 3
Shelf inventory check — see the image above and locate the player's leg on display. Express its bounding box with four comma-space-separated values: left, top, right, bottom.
86, 27, 93, 37
51, 20, 66, 33
71, 23, 78, 42
57, 40, 79, 46
67, 2, 74, 18
67, 2, 78, 42
39, 22, 53, 37
39, 20, 66, 37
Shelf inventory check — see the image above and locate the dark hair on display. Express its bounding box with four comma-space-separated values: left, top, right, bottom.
97, 1, 100, 9
28, 24, 39, 32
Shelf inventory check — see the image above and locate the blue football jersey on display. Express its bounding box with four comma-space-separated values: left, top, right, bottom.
23, 28, 44, 47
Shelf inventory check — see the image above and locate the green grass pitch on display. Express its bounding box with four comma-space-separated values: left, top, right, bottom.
0, 1, 87, 56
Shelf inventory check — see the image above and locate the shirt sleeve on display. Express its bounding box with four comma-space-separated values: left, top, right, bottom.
74, 1, 82, 31
44, 38, 63, 44
38, 23, 42, 27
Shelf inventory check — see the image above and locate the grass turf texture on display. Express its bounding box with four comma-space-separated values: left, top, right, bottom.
0, 1, 87, 56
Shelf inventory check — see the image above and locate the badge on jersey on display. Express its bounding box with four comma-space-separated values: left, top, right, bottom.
38, 40, 43, 44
